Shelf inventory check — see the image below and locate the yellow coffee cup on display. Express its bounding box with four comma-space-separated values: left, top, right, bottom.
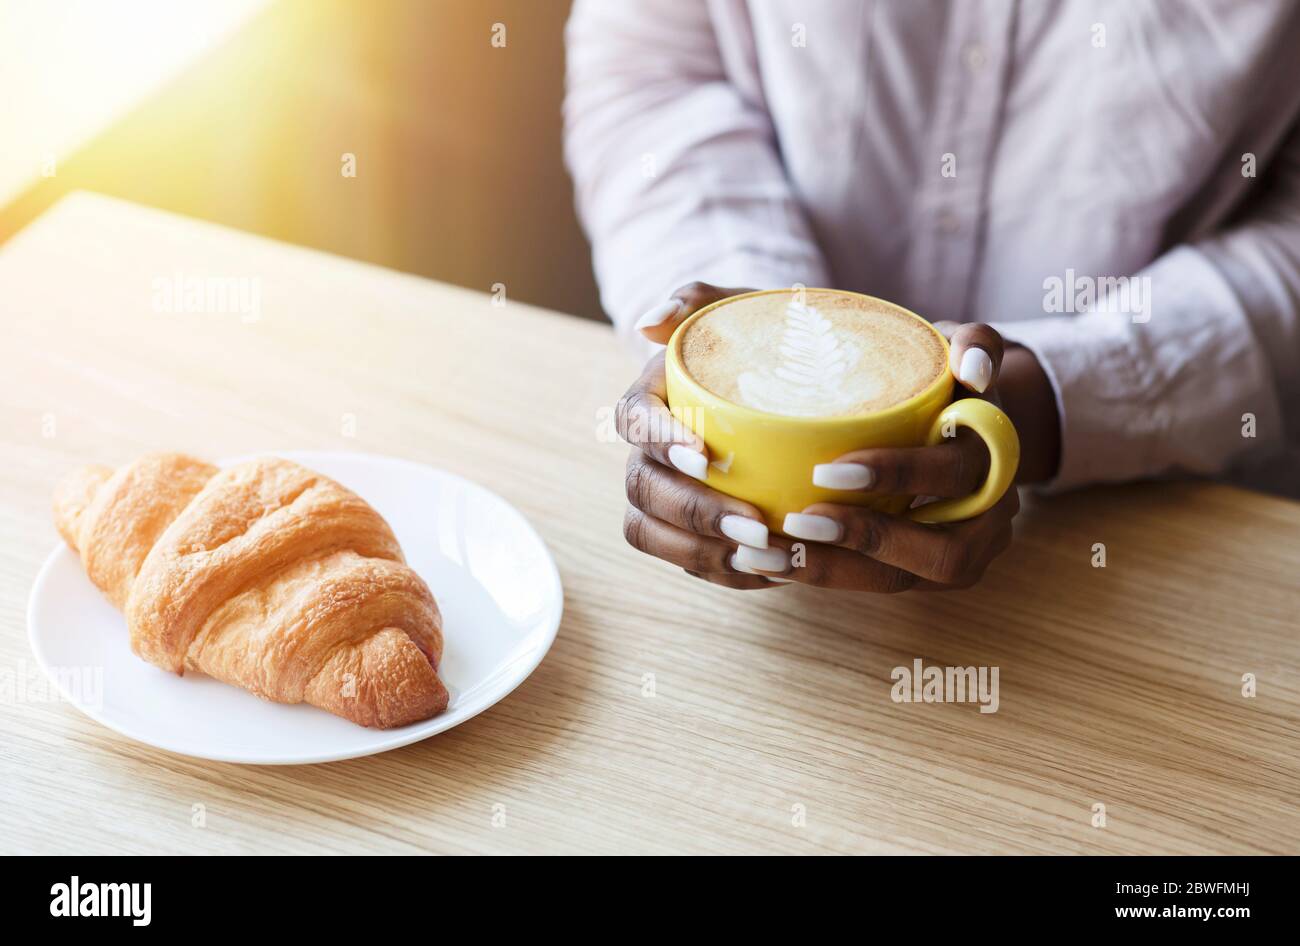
664, 289, 1020, 533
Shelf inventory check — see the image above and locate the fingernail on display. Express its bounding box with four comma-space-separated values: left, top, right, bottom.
766, 577, 793, 584
720, 515, 769, 549
957, 347, 993, 393
812, 463, 874, 490
634, 300, 681, 332
668, 444, 708, 481
734, 544, 790, 574
730, 552, 759, 575
783, 513, 840, 542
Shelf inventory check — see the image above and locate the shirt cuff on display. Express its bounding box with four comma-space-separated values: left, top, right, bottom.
987, 245, 1283, 492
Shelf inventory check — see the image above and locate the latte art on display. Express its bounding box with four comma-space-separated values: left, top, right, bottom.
680, 290, 946, 418
736, 299, 876, 416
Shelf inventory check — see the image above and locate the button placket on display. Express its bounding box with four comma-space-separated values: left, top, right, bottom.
904, 1, 1017, 323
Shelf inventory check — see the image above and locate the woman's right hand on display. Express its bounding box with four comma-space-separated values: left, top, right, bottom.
618, 283, 787, 589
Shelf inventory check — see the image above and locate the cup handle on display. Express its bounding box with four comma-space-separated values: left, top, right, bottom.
907, 398, 1020, 524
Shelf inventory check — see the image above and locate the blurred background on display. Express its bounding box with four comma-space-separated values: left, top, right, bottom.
0, 0, 603, 320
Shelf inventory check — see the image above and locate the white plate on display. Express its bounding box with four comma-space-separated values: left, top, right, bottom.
27, 451, 563, 764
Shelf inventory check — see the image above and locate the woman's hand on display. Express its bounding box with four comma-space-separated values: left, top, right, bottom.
772, 321, 1019, 590
620, 283, 782, 589
631, 281, 754, 344
617, 283, 1024, 591
769, 486, 1019, 591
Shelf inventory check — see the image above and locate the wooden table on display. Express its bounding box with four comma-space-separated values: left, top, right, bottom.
2, 192, 1297, 855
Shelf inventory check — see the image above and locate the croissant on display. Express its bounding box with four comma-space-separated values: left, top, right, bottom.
52, 452, 449, 728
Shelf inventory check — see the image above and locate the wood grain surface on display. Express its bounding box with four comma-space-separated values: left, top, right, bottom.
1, 192, 1297, 854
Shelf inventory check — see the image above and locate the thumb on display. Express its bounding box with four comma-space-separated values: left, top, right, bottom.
933, 321, 1005, 396
634, 282, 753, 344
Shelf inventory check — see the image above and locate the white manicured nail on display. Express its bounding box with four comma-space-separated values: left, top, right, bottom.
766, 577, 793, 584
957, 347, 993, 393
783, 513, 840, 543
734, 544, 789, 574
634, 300, 681, 332
812, 463, 874, 490
730, 553, 759, 575
720, 515, 768, 549
668, 444, 708, 481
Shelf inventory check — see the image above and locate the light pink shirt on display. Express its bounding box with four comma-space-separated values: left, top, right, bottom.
563, 0, 1300, 493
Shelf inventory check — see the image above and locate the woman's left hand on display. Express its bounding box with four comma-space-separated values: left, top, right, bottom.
763, 487, 1019, 592
746, 323, 1021, 591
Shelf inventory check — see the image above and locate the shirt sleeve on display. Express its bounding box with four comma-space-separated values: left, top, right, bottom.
563, 0, 830, 356
989, 136, 1300, 491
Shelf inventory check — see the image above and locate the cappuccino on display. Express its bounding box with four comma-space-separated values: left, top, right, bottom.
680, 289, 946, 418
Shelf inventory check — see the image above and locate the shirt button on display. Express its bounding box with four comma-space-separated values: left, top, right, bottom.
964, 43, 987, 72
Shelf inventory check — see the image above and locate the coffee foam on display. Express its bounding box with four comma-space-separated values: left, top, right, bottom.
679, 290, 946, 418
